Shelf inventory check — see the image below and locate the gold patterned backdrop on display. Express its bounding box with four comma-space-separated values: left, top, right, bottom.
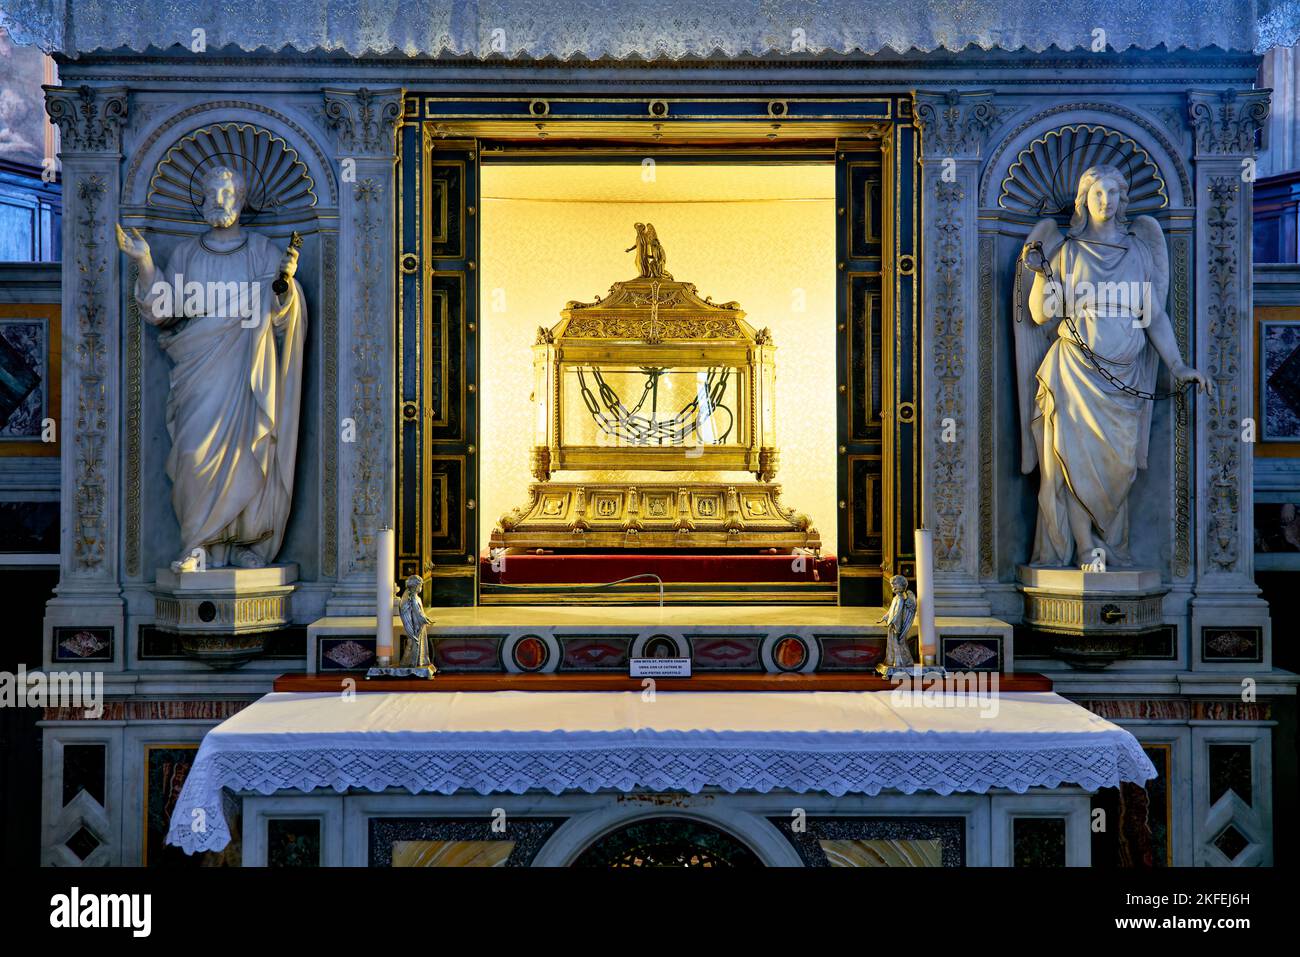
479, 164, 838, 553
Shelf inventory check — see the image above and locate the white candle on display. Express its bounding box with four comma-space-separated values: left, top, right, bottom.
914, 527, 936, 665
375, 526, 395, 664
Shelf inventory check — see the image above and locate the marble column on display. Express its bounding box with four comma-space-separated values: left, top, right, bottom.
1187, 89, 1272, 669
321, 88, 404, 616
41, 85, 129, 668
913, 90, 997, 616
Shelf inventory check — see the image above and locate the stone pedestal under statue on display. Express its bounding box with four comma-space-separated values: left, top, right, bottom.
1018, 565, 1169, 668
152, 564, 298, 667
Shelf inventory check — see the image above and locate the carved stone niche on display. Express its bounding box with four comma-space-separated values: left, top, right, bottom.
1003, 123, 1178, 668
140, 121, 317, 667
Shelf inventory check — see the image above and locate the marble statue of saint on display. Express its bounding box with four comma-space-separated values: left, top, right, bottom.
625, 222, 672, 279
116, 165, 306, 572
1014, 164, 1211, 569
397, 575, 435, 671
876, 574, 916, 674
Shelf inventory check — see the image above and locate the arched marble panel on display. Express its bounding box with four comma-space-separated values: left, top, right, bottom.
977, 100, 1196, 601
530, 805, 801, 867
117, 99, 339, 596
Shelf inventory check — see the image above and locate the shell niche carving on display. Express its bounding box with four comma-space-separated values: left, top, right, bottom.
999, 124, 1167, 218
147, 122, 316, 219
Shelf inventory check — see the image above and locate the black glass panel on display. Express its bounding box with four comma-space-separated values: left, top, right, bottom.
267, 818, 321, 868
62, 744, 106, 806
1013, 817, 1066, 867
1209, 743, 1253, 806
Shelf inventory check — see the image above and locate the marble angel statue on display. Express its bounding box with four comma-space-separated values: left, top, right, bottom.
1014, 164, 1212, 570
876, 574, 916, 674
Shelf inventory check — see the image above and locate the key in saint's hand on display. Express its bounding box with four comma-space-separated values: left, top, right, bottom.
272, 231, 303, 297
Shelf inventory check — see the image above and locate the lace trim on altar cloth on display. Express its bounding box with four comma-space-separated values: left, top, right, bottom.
2, 1, 1293, 57
166, 738, 1156, 854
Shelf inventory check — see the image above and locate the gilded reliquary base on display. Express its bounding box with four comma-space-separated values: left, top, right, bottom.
491, 482, 821, 553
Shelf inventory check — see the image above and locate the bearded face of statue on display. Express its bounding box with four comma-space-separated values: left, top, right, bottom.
202, 167, 245, 229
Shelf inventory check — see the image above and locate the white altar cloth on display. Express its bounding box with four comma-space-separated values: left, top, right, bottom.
166, 690, 1155, 854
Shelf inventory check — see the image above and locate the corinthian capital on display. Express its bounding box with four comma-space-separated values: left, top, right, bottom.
1188, 89, 1270, 157
322, 87, 404, 158
44, 85, 129, 154
913, 89, 997, 160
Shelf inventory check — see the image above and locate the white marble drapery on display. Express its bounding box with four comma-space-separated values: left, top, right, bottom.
136, 233, 306, 567
1, 1, 1292, 57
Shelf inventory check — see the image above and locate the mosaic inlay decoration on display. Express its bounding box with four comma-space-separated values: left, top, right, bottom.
574, 818, 762, 868
1013, 817, 1066, 867
144, 745, 201, 868
1201, 626, 1264, 663
1208, 743, 1254, 807
771, 816, 965, 867
52, 626, 113, 662
319, 636, 377, 671
62, 744, 106, 806
560, 636, 632, 670
433, 636, 508, 672
1090, 742, 1170, 867
392, 840, 514, 867
368, 818, 564, 867
0, 317, 49, 440
816, 636, 886, 671
942, 636, 1001, 671
267, 819, 322, 868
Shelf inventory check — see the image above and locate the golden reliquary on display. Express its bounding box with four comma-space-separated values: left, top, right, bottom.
491, 223, 820, 553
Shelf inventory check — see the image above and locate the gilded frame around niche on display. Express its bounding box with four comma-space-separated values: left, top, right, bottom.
400, 98, 911, 604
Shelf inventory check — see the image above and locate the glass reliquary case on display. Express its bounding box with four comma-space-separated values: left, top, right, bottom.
491, 223, 820, 553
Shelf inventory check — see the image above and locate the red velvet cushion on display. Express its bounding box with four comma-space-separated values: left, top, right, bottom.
480, 552, 838, 585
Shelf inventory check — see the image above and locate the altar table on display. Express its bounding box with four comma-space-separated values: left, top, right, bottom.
166, 690, 1155, 854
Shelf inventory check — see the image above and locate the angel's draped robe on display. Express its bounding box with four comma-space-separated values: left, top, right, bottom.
137, 232, 306, 566
1030, 235, 1158, 566
883, 591, 916, 668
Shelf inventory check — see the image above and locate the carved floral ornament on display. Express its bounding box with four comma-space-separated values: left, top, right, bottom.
44, 85, 128, 153
322, 88, 404, 157
913, 90, 997, 158
1188, 89, 1270, 156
